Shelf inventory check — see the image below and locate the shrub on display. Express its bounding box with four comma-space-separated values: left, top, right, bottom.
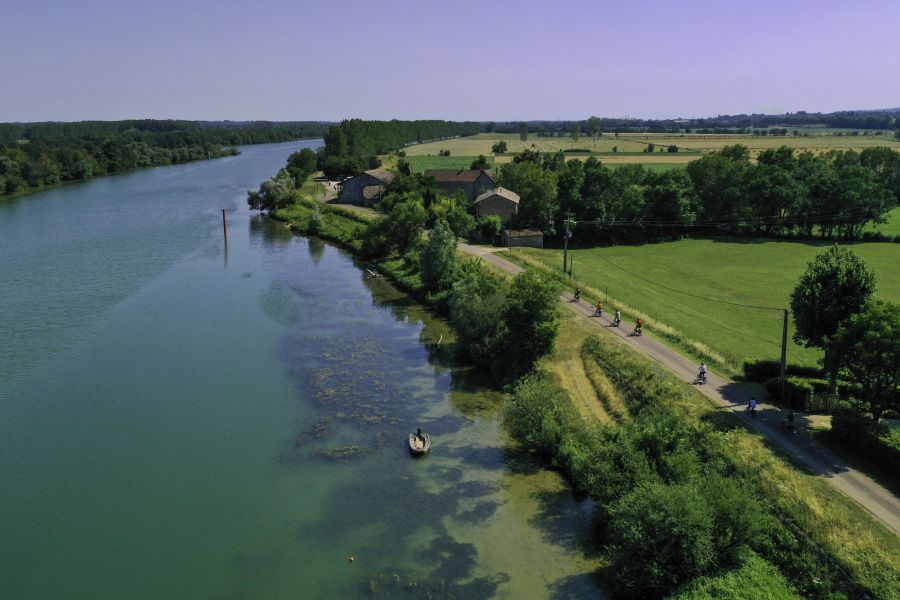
831, 404, 900, 479
420, 219, 457, 292
764, 377, 813, 408
477, 215, 503, 243
606, 481, 716, 597
743, 359, 822, 382
503, 374, 574, 463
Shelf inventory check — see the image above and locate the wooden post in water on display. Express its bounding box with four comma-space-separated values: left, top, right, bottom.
222, 209, 228, 243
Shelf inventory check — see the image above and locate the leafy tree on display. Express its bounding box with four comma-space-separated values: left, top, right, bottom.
586, 116, 601, 140
478, 215, 503, 243
687, 152, 747, 223
643, 169, 697, 226
790, 245, 876, 391
569, 122, 581, 141
420, 219, 457, 292
491, 140, 508, 154
519, 122, 529, 142
470, 154, 489, 170
247, 169, 296, 212
449, 259, 508, 367
384, 197, 428, 254
429, 193, 474, 238
499, 271, 560, 377
830, 300, 900, 420
859, 146, 900, 204
556, 159, 584, 218
743, 164, 802, 234
285, 148, 318, 187
667, 144, 678, 153
396, 158, 411, 176
645, 143, 655, 153
499, 161, 558, 228
832, 164, 893, 239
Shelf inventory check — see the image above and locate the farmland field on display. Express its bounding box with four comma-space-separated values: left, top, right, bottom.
405, 154, 494, 174
405, 131, 900, 168
514, 238, 900, 369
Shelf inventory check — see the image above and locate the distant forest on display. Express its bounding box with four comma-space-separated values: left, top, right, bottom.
318, 119, 482, 179
490, 108, 900, 135
0, 120, 330, 196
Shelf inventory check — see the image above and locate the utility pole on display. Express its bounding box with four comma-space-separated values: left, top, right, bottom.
562, 215, 574, 275
779, 309, 788, 401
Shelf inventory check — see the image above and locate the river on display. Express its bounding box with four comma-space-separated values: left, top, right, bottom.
0, 141, 602, 599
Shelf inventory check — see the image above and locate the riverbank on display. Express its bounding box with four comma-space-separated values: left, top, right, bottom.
263, 173, 900, 597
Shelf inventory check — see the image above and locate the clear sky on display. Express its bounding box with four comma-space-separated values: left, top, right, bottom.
1, 0, 898, 122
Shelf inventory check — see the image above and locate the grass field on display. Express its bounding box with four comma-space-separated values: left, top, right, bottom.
405, 154, 493, 174
515, 238, 900, 369
404, 132, 900, 169
870, 206, 900, 237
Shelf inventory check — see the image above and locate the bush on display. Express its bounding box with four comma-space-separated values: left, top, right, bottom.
359, 218, 393, 259
606, 481, 716, 597
477, 215, 503, 243
831, 404, 900, 479
420, 219, 456, 292
743, 359, 822, 382
764, 377, 813, 408
503, 374, 575, 463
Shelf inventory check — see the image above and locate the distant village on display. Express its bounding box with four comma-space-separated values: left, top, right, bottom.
337, 167, 544, 247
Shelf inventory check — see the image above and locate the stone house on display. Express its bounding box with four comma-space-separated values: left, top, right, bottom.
474, 187, 520, 223
423, 169, 495, 203
340, 168, 395, 206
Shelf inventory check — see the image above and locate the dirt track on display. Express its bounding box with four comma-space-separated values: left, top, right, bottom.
458, 242, 900, 536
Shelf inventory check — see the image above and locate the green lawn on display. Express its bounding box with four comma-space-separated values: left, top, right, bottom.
517, 238, 900, 368
870, 206, 900, 237
405, 154, 493, 174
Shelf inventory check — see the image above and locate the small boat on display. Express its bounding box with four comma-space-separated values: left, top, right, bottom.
408, 432, 431, 455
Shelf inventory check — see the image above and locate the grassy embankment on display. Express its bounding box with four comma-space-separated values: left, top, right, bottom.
532, 312, 900, 599
509, 238, 900, 372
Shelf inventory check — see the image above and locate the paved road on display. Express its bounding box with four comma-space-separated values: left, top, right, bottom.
458, 243, 900, 536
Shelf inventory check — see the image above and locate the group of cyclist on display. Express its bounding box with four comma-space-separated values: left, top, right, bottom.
572, 287, 797, 433
574, 288, 639, 333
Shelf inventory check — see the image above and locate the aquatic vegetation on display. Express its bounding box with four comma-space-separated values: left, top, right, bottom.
318, 445, 366, 460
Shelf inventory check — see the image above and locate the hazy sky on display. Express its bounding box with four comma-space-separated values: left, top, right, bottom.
2, 0, 898, 122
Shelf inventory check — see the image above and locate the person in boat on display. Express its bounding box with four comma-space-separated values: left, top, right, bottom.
416, 428, 425, 444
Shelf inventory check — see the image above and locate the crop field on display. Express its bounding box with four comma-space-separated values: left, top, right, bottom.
514, 238, 900, 368
404, 132, 900, 168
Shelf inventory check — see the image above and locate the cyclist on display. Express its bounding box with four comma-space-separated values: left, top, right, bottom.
635, 318, 643, 334
614, 310, 621, 325
595, 302, 603, 318
697, 362, 707, 383
574, 287, 580, 302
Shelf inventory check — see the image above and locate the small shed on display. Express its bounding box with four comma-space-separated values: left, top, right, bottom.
502, 229, 544, 248
474, 187, 520, 223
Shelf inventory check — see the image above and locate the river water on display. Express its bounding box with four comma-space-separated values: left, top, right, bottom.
0, 141, 602, 599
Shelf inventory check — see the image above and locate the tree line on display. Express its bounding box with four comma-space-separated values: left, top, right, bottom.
0, 120, 329, 196
496, 145, 900, 242
316, 119, 481, 180
488, 109, 899, 135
